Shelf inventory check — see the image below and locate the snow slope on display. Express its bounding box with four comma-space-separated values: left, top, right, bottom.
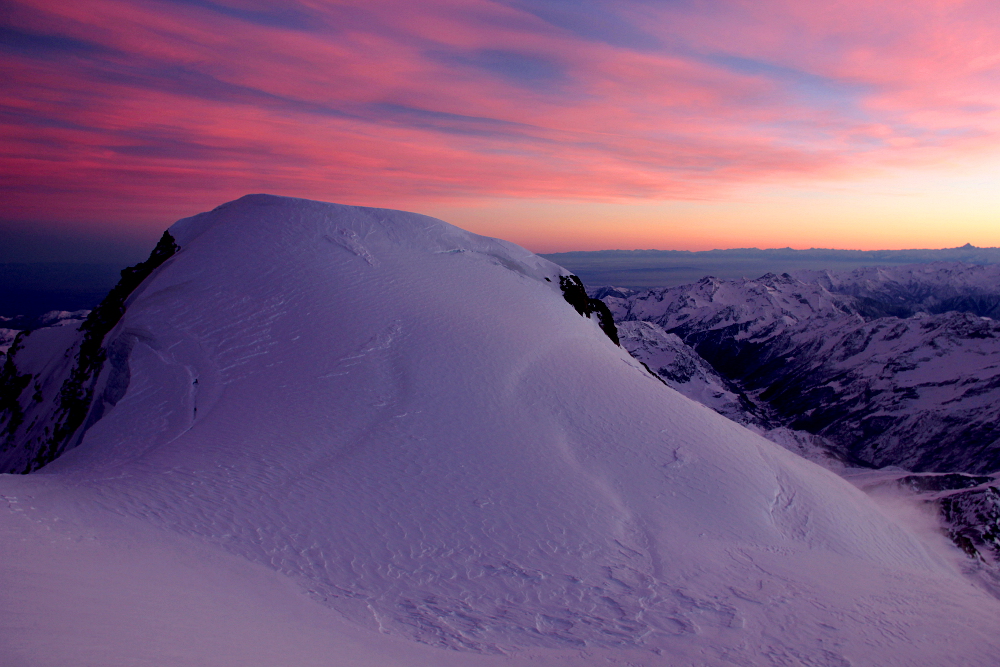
616, 319, 846, 469
0, 311, 87, 361
2, 195, 1000, 666
615, 320, 752, 423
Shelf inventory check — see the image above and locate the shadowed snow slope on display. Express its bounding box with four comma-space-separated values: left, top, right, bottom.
2, 195, 999, 666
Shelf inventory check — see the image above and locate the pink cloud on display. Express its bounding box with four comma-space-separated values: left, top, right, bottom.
1, 0, 999, 244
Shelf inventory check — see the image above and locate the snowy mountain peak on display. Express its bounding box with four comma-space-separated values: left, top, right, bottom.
600, 263, 1000, 475
1, 196, 605, 473
2, 197, 999, 665
171, 194, 567, 289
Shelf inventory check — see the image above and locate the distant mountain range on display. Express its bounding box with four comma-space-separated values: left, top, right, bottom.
4, 196, 998, 666
597, 263, 1000, 568
544, 244, 1000, 288
5, 244, 999, 324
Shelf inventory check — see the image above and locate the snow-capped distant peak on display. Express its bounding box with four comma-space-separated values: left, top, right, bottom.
2, 196, 999, 666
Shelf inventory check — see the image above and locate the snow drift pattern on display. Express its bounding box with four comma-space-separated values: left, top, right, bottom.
2, 196, 999, 666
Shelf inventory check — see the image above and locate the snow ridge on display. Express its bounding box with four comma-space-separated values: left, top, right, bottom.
2, 196, 999, 666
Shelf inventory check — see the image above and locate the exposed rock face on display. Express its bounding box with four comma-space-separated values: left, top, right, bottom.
597, 264, 1000, 565
616, 320, 762, 427
941, 484, 1000, 562
616, 319, 848, 468
599, 268, 1000, 475
799, 263, 1000, 320
0, 232, 178, 473
0, 327, 19, 361
559, 275, 619, 346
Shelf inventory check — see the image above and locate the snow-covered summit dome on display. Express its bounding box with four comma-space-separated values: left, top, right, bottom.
2, 196, 999, 666
169, 193, 567, 287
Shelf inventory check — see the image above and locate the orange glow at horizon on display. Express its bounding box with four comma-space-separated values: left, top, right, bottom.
425, 159, 1000, 253
1, 0, 999, 256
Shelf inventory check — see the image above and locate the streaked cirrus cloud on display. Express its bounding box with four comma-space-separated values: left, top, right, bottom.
1, 0, 999, 251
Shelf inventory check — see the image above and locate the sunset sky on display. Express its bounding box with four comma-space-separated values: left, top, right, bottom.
2, 0, 999, 260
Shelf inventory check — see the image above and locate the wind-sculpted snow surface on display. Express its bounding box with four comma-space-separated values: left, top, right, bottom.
2, 196, 1000, 666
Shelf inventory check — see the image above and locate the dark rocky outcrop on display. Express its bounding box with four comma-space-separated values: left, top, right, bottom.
559, 275, 619, 346
0, 231, 179, 472
0, 332, 33, 453
939, 484, 1000, 561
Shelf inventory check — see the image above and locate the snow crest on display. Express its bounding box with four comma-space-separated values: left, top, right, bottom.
2, 196, 999, 666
